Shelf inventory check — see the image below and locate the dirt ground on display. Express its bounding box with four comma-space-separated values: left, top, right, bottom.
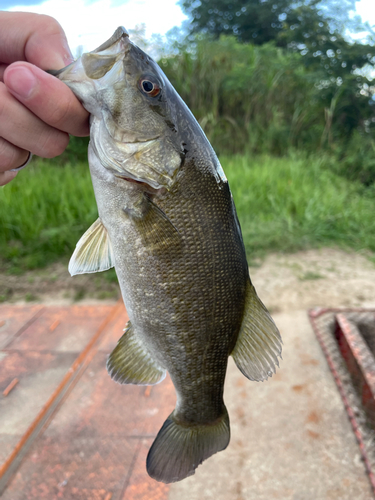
1, 247, 375, 311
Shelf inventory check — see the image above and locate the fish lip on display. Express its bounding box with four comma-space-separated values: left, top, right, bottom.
92, 26, 129, 53
46, 27, 130, 78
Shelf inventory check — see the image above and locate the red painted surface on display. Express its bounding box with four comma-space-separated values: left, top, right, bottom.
309, 308, 375, 495
335, 313, 375, 429
0, 303, 173, 499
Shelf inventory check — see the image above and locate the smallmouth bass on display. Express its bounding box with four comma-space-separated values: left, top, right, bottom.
50, 27, 282, 483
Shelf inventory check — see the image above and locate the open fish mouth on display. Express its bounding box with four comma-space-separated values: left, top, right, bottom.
47, 27, 130, 78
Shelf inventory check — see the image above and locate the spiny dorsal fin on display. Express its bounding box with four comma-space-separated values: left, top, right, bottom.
231, 281, 282, 382
69, 218, 114, 276
107, 322, 166, 385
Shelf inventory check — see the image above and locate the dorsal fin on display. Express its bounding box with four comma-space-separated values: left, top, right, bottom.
69, 218, 114, 276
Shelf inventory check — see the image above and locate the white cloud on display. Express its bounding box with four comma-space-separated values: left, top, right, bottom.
355, 0, 375, 27
9, 0, 187, 54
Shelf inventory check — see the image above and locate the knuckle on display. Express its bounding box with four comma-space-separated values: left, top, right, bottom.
35, 14, 64, 37
48, 98, 71, 128
0, 138, 15, 170
0, 138, 29, 172
37, 130, 69, 158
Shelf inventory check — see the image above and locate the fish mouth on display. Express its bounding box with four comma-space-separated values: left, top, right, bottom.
47, 26, 130, 79
91, 27, 129, 54
122, 135, 161, 145
116, 176, 164, 194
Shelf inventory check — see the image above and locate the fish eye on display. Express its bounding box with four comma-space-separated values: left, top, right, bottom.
139, 78, 161, 97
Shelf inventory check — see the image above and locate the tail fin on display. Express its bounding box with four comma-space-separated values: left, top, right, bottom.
146, 408, 230, 483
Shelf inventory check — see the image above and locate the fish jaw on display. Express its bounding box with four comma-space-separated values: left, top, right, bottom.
51, 27, 130, 119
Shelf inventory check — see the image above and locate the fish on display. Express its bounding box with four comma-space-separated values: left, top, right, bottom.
50, 27, 282, 483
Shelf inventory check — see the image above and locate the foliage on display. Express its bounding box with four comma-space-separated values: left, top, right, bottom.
327, 131, 375, 185
55, 135, 90, 165
181, 0, 375, 73
225, 152, 375, 255
54, 34, 375, 188
181, 0, 292, 45
0, 160, 97, 272
180, 0, 375, 148
159, 36, 375, 160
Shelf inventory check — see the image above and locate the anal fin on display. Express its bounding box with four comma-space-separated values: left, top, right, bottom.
231, 281, 282, 381
107, 322, 166, 385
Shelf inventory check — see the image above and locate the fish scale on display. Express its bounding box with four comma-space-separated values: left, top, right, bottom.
50, 26, 282, 483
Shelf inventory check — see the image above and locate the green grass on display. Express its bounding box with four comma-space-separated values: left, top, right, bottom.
0, 160, 97, 272
1, 153, 375, 273
224, 153, 375, 256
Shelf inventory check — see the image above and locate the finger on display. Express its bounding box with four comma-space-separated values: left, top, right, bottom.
0, 136, 29, 173
0, 82, 69, 158
0, 170, 18, 187
0, 12, 73, 70
4, 63, 89, 137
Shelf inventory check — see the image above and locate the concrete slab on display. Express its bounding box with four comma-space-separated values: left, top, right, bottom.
0, 350, 76, 465
0, 305, 43, 349
169, 311, 373, 500
121, 439, 169, 500
5, 305, 114, 352
0, 303, 125, 494
0, 304, 176, 499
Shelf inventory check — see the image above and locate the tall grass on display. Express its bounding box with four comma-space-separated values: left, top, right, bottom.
225, 153, 375, 255
160, 38, 322, 155
159, 36, 375, 185
1, 154, 374, 273
0, 161, 97, 271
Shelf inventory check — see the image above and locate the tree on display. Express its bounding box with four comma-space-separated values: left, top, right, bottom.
182, 0, 296, 44
181, 0, 375, 75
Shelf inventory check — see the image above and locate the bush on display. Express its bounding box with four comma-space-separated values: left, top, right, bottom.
159, 36, 375, 167
329, 132, 375, 186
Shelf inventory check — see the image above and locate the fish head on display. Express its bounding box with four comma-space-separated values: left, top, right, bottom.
52, 27, 185, 190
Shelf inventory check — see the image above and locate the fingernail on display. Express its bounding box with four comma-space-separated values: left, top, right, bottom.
63, 43, 74, 65
5, 66, 37, 99
50, 41, 74, 69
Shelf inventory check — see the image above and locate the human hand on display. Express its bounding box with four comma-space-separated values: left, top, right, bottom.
0, 12, 90, 186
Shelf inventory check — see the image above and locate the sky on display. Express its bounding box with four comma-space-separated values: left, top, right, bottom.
2, 0, 188, 55
2, 0, 375, 56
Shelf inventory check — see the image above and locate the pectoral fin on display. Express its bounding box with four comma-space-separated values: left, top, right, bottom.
137, 198, 182, 250
231, 281, 282, 381
107, 322, 166, 385
123, 193, 182, 252
69, 218, 114, 276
